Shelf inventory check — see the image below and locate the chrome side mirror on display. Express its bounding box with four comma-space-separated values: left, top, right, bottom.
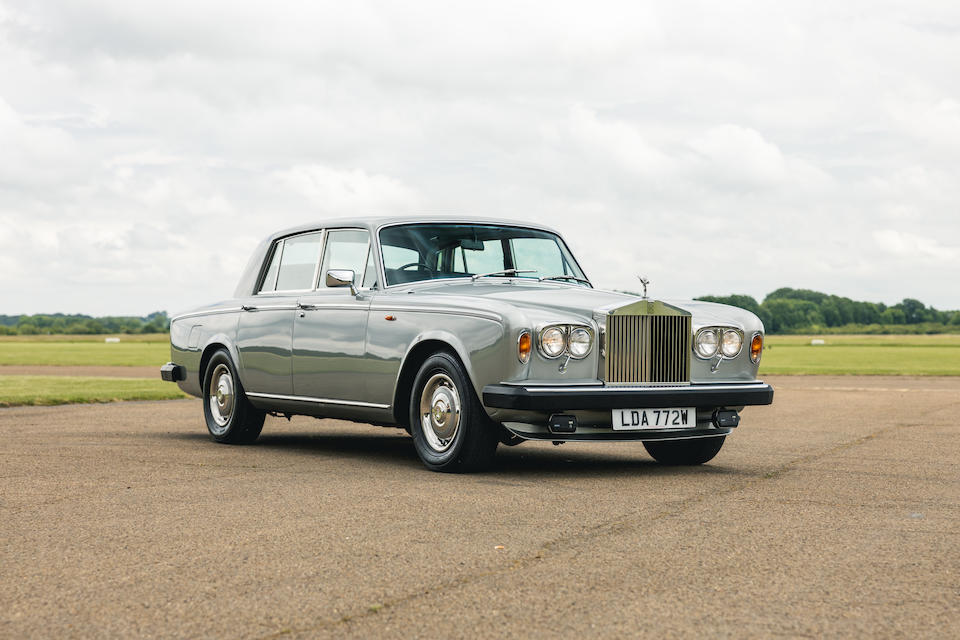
326, 269, 357, 295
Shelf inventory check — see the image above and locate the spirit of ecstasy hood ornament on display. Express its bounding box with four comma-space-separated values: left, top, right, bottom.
637, 275, 650, 299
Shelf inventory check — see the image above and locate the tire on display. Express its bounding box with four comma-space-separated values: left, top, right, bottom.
408, 352, 499, 472
643, 436, 725, 465
202, 349, 265, 445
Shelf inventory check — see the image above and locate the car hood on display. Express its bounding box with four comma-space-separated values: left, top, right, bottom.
389, 280, 760, 329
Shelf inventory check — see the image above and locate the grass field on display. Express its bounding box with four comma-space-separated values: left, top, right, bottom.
0, 340, 169, 366
0, 332, 957, 408
760, 334, 960, 376
0, 376, 188, 407
0, 333, 168, 343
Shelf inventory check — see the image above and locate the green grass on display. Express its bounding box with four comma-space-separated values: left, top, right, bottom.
0, 341, 170, 366
0, 333, 168, 343
760, 334, 960, 375
0, 375, 189, 407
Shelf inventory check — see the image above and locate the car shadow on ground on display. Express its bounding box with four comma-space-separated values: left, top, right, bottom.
170, 428, 739, 478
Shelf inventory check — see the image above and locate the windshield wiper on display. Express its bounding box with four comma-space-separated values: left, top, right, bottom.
470, 269, 536, 281
538, 274, 591, 285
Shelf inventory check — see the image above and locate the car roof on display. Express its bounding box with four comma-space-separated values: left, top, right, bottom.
265, 215, 562, 242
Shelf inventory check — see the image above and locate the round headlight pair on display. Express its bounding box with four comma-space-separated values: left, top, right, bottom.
695, 327, 743, 359
538, 325, 593, 359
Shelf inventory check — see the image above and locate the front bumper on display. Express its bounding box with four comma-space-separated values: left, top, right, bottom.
482, 381, 774, 412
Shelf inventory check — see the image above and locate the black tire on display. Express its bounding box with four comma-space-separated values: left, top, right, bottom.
202, 349, 265, 445
408, 352, 498, 472
643, 436, 725, 465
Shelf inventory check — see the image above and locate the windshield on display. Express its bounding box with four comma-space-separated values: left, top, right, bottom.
379, 224, 589, 287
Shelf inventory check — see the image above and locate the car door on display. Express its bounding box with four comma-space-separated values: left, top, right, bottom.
292, 228, 375, 404
237, 231, 323, 396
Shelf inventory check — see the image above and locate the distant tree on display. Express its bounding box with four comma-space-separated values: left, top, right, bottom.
881, 307, 907, 324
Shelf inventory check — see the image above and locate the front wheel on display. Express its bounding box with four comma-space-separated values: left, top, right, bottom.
202, 349, 265, 444
643, 436, 725, 465
409, 352, 498, 472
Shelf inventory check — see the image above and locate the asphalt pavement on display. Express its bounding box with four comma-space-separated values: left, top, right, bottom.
1, 375, 957, 638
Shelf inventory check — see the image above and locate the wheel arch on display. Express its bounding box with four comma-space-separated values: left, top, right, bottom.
392, 336, 476, 426
198, 336, 243, 389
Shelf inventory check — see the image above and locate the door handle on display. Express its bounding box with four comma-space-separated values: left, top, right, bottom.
297, 302, 319, 311
241, 304, 257, 311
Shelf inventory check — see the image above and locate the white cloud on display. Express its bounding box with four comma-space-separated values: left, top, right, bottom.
873, 229, 959, 263
0, 0, 959, 314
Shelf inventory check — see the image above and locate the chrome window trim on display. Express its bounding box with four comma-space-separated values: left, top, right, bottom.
257, 230, 326, 295
246, 391, 389, 410
374, 221, 592, 290
318, 227, 372, 291
256, 238, 284, 293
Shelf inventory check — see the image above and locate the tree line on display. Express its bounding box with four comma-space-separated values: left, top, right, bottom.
0, 312, 170, 335
2, 290, 958, 336
696, 288, 960, 334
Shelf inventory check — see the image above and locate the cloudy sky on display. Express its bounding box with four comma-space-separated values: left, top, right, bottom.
1, 0, 958, 316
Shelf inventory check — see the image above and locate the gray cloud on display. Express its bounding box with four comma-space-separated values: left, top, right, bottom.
1, 0, 958, 314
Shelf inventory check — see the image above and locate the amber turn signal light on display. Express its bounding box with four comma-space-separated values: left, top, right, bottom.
518, 331, 532, 363
750, 333, 763, 364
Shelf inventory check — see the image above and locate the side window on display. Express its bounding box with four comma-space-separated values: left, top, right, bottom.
258, 242, 283, 293
321, 229, 370, 286
362, 246, 378, 288
275, 232, 323, 291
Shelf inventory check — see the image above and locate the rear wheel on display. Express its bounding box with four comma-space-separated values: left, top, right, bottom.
643, 436, 725, 465
202, 349, 265, 444
409, 352, 498, 472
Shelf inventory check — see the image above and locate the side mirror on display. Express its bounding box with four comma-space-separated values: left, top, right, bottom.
326, 269, 357, 295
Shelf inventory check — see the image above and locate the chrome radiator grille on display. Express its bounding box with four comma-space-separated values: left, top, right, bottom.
604, 314, 691, 385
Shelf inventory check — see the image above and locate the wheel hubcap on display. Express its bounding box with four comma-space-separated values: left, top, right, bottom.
419, 373, 461, 453
208, 364, 234, 434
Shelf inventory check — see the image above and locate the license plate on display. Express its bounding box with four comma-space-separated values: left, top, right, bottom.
612, 407, 695, 430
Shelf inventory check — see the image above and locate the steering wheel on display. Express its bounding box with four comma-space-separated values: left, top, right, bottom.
398, 262, 434, 273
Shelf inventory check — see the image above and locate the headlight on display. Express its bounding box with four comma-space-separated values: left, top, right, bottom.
539, 327, 566, 358
721, 329, 743, 357
567, 327, 593, 358
695, 328, 719, 358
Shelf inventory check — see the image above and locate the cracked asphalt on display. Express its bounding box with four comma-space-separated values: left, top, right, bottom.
1, 375, 957, 638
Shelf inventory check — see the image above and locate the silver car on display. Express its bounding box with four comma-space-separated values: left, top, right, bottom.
161, 217, 773, 472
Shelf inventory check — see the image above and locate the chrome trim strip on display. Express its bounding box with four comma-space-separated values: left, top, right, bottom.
243, 304, 299, 311
369, 305, 502, 322
171, 307, 244, 322
246, 392, 390, 409
520, 382, 770, 393
297, 303, 367, 312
